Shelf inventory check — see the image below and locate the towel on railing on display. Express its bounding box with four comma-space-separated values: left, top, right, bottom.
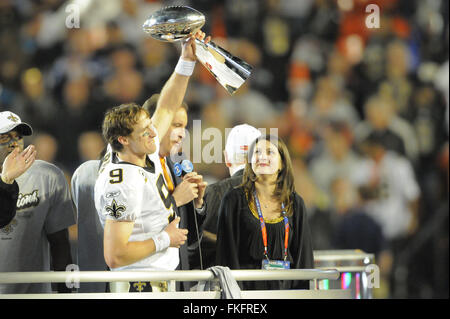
194, 266, 241, 299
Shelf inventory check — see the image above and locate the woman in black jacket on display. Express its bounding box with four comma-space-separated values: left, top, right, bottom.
216, 135, 314, 290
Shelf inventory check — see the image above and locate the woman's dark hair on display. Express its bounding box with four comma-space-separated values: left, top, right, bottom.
240, 135, 296, 215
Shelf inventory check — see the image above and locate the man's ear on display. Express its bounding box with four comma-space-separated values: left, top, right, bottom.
117, 136, 128, 147
224, 150, 232, 168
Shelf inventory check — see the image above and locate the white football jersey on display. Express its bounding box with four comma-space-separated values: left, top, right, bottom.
94, 135, 178, 271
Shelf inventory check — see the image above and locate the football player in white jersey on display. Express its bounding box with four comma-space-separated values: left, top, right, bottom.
94, 31, 209, 292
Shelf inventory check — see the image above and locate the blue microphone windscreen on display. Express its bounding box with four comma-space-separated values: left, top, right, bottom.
181, 159, 193, 173
173, 162, 182, 177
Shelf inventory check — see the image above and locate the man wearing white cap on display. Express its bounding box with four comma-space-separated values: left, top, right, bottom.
0, 111, 75, 294
0, 111, 36, 229
0, 121, 36, 228
195, 124, 261, 269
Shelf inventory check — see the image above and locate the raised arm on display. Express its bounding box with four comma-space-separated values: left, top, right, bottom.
151, 31, 210, 138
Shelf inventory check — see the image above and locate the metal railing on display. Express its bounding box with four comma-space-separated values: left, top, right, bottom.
314, 250, 375, 264
313, 250, 376, 299
0, 268, 339, 285
0, 268, 348, 299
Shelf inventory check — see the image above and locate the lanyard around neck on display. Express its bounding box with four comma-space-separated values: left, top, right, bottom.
253, 191, 290, 261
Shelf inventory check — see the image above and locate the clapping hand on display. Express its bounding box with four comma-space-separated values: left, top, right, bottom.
1, 145, 36, 184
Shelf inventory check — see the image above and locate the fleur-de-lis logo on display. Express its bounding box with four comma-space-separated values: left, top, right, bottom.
1, 219, 18, 235
7, 114, 19, 123
105, 199, 126, 219
132, 281, 147, 292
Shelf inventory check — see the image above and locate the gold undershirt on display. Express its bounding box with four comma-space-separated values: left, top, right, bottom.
245, 189, 285, 224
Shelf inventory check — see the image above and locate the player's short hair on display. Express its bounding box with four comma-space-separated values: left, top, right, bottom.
142, 93, 188, 116
102, 103, 149, 152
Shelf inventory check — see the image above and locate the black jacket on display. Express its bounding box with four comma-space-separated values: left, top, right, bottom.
198, 169, 244, 269
0, 179, 19, 228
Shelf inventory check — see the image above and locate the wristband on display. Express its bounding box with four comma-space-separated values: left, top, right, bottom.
175, 58, 196, 76
152, 231, 171, 252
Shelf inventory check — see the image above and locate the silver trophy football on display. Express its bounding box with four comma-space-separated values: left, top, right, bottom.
143, 6, 253, 95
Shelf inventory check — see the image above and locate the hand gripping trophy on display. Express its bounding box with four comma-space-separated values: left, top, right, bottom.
143, 6, 253, 95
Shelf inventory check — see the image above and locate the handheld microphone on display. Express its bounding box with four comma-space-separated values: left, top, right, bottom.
174, 159, 194, 177
173, 162, 182, 177
172, 158, 204, 269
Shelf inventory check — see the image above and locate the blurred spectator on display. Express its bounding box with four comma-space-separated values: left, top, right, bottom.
232, 38, 275, 99
139, 37, 177, 93
77, 131, 105, 162
408, 84, 447, 162
278, 98, 316, 159
330, 175, 393, 299
275, 0, 315, 40
309, 120, 371, 193
288, 61, 313, 102
290, 34, 328, 84
215, 81, 278, 129
49, 75, 104, 171
13, 67, 57, 132
330, 177, 386, 257
405, 82, 448, 222
355, 94, 419, 163
308, 75, 360, 129
378, 39, 414, 117
259, 2, 292, 103
31, 131, 73, 188
307, 0, 339, 41
360, 131, 421, 297
433, 60, 449, 135
223, 0, 262, 41
113, 0, 160, 46
31, 132, 58, 164
102, 47, 145, 105
360, 132, 421, 241
292, 156, 332, 250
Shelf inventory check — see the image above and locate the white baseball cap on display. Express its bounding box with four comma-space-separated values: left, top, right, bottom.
0, 111, 33, 136
225, 124, 261, 163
